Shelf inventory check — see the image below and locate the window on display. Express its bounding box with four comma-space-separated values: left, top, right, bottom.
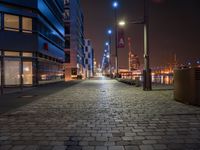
22, 17, 32, 33
64, 0, 70, 5
65, 51, 70, 63
4, 51, 20, 56
64, 9, 70, 20
65, 23, 70, 34
65, 37, 70, 48
85, 59, 88, 64
4, 58, 20, 85
4, 14, 19, 31
23, 61, 33, 85
22, 52, 32, 57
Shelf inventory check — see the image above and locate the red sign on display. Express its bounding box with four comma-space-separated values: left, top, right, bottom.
44, 43, 48, 51
117, 28, 125, 48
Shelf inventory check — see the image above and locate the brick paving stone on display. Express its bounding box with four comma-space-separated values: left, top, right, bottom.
153, 144, 167, 150
124, 146, 139, 150
108, 146, 125, 150
95, 146, 108, 150
52, 146, 67, 150
0, 79, 200, 149
23, 145, 39, 150
142, 140, 157, 144
0, 145, 12, 150
139, 145, 154, 150
82, 146, 95, 150
10, 146, 26, 150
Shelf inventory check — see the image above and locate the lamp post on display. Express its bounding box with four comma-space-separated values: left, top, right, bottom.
112, 1, 119, 77
107, 29, 112, 77
143, 0, 152, 90
117, 0, 152, 90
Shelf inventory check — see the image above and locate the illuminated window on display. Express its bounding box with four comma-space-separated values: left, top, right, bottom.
5, 59, 20, 85
4, 51, 20, 56
22, 52, 32, 57
22, 17, 32, 33
23, 61, 33, 85
4, 14, 19, 31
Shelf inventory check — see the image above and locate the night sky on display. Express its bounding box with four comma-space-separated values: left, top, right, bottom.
81, 0, 200, 68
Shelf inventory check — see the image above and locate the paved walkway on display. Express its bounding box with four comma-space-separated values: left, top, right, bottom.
0, 79, 200, 150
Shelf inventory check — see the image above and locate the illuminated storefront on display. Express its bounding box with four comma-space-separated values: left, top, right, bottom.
0, 0, 65, 88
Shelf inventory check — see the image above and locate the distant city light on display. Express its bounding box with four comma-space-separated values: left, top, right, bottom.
197, 60, 200, 64
107, 55, 110, 58
105, 42, 109, 46
113, 1, 118, 8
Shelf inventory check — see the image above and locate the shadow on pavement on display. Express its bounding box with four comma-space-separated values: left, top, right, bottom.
0, 80, 82, 114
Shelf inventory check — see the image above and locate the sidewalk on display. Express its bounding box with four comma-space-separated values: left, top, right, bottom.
0, 79, 200, 150
0, 81, 82, 114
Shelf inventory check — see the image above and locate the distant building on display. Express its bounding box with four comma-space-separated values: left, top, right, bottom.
93, 58, 97, 76
128, 38, 140, 71
84, 39, 94, 78
129, 52, 140, 71
0, 0, 65, 87
64, 0, 84, 80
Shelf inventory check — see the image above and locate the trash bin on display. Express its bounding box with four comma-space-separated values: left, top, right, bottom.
174, 67, 200, 106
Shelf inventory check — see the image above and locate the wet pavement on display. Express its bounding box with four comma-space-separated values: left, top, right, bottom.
0, 78, 200, 150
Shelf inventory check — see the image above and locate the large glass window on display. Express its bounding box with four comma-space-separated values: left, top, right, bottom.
22, 52, 32, 57
4, 51, 20, 56
4, 14, 19, 31
23, 62, 32, 85
4, 58, 20, 85
22, 17, 32, 33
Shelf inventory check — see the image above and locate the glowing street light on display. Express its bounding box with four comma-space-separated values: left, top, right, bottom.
107, 29, 112, 77
113, 1, 118, 8
118, 20, 126, 26
108, 29, 112, 35
112, 1, 119, 77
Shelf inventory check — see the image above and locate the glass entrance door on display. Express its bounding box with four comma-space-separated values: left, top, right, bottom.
23, 61, 33, 85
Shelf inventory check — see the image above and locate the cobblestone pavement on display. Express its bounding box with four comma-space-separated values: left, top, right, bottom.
0, 79, 200, 150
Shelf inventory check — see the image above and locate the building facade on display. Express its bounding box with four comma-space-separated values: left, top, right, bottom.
64, 0, 84, 80
84, 39, 94, 78
0, 0, 65, 88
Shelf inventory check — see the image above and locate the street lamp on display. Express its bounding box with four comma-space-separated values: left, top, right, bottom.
112, 1, 119, 77
107, 29, 112, 77
108, 29, 112, 35
113, 1, 118, 8
116, 0, 152, 91
118, 21, 126, 26
143, 0, 151, 90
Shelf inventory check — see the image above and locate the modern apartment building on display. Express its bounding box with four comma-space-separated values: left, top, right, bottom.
84, 39, 94, 78
64, 0, 85, 80
0, 0, 65, 88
